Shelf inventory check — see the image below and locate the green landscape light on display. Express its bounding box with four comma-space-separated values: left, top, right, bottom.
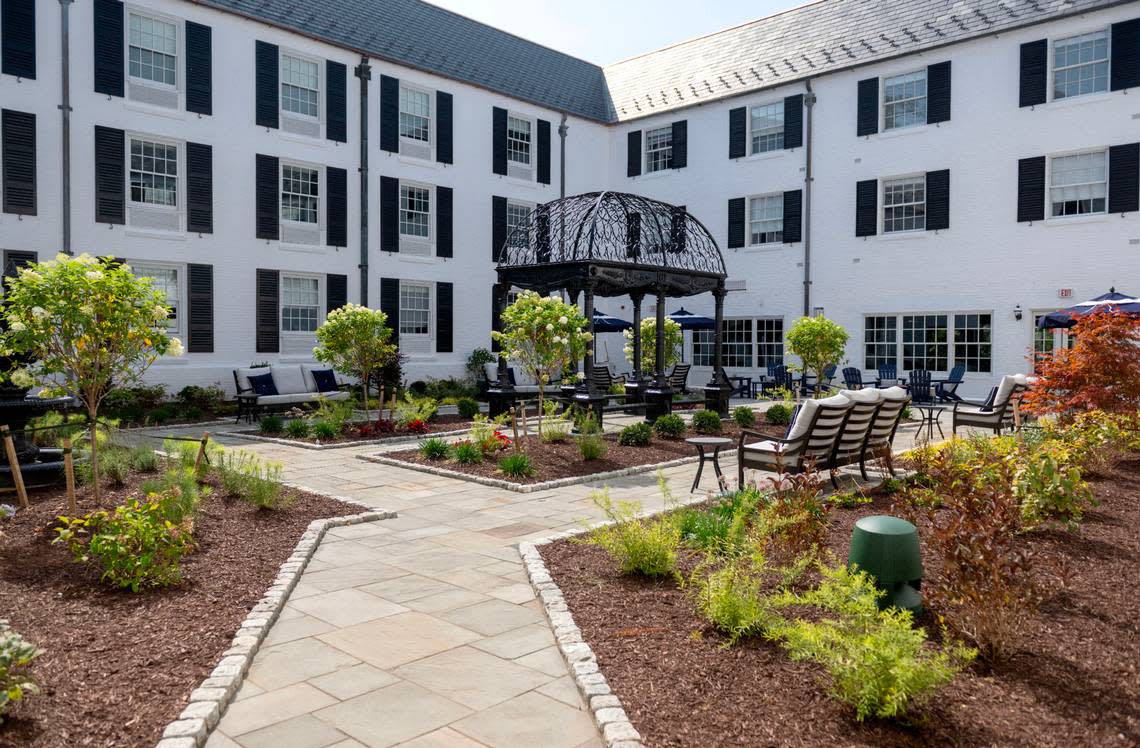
847, 515, 923, 615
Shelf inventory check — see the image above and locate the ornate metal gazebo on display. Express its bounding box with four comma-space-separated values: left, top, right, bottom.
490, 191, 731, 422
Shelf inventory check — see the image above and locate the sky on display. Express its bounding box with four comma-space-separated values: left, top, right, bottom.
424, 0, 805, 65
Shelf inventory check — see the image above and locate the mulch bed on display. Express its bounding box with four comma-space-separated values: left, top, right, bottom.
542, 456, 1140, 747
0, 471, 358, 747
242, 414, 471, 445
387, 420, 788, 485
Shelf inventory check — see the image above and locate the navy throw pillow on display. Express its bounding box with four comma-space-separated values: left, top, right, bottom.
312, 369, 338, 393
248, 372, 278, 396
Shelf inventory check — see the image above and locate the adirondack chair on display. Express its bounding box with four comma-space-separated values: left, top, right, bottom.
842, 367, 866, 390
876, 363, 903, 388
935, 364, 966, 402
768, 365, 797, 396
906, 369, 935, 404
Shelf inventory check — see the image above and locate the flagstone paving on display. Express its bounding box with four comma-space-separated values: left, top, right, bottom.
143, 405, 941, 748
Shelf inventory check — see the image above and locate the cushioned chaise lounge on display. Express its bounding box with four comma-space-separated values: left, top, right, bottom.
737, 394, 854, 486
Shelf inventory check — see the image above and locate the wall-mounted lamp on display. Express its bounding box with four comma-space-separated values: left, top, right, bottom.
1013, 304, 1023, 321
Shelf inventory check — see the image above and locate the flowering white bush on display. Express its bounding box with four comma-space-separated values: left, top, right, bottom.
313, 304, 397, 419
624, 317, 683, 375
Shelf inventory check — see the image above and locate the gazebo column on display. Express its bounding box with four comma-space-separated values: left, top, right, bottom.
643, 281, 674, 423
561, 288, 582, 398
573, 280, 605, 426
703, 282, 732, 417
488, 282, 517, 419
624, 292, 645, 404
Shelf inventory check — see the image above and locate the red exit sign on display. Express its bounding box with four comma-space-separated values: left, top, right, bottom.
1058, 288, 1073, 298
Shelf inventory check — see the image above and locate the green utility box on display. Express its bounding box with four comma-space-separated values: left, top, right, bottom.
847, 515, 923, 615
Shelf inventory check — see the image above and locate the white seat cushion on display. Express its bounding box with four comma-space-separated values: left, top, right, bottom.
270, 365, 308, 395
786, 394, 852, 442
236, 367, 266, 393
484, 363, 499, 382
255, 392, 322, 406
840, 388, 883, 404
879, 386, 910, 402
742, 439, 785, 454
993, 375, 1018, 406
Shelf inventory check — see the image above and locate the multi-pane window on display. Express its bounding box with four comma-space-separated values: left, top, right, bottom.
692, 330, 714, 367
882, 176, 926, 233
645, 126, 673, 173
281, 275, 319, 332
756, 319, 784, 367
399, 87, 431, 142
130, 138, 178, 207
506, 201, 531, 247
864, 316, 898, 370
883, 70, 927, 130
128, 14, 177, 86
1053, 31, 1109, 100
1032, 316, 1072, 371
722, 319, 753, 368
954, 314, 992, 373
399, 283, 431, 336
281, 55, 319, 118
507, 115, 532, 165
748, 194, 783, 245
135, 265, 179, 331
281, 165, 319, 224
902, 314, 948, 371
399, 185, 430, 238
1050, 151, 1107, 217
750, 101, 784, 154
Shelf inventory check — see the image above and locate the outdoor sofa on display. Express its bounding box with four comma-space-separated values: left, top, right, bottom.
233, 364, 350, 422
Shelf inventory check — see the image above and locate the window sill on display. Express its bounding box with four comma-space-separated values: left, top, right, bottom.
1043, 213, 1110, 227
279, 243, 327, 254
396, 153, 439, 168
1040, 90, 1115, 111
876, 230, 930, 241
876, 122, 939, 140
124, 98, 184, 120
498, 174, 541, 189
125, 227, 186, 241
741, 242, 792, 252
740, 149, 793, 164
632, 168, 683, 181
396, 253, 441, 265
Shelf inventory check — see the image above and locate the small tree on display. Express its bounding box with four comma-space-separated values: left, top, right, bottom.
313, 304, 398, 420
786, 315, 848, 395
492, 291, 590, 436
1023, 309, 1140, 418
1, 254, 179, 500
623, 317, 683, 375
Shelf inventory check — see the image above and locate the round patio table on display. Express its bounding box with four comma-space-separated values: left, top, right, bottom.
685, 436, 733, 492
912, 403, 946, 442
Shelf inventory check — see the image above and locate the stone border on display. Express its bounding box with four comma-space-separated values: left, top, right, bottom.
154, 488, 397, 748
358, 449, 738, 493
229, 426, 472, 450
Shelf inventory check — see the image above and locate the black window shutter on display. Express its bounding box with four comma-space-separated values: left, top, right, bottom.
255, 269, 279, 353
728, 108, 746, 159
626, 212, 641, 257
379, 75, 399, 152
1, 0, 36, 79
2, 250, 36, 291
927, 61, 951, 124
1019, 40, 1048, 107
1108, 142, 1140, 214
2, 109, 36, 215
186, 141, 212, 233
380, 277, 400, 343
855, 179, 878, 236
1017, 156, 1046, 223
492, 195, 507, 261
627, 130, 641, 177
436, 91, 453, 164
925, 169, 950, 230
187, 263, 213, 353
436, 186, 453, 258
185, 21, 212, 115
436, 282, 453, 353
537, 119, 551, 184
93, 0, 123, 97
327, 166, 347, 246
255, 154, 279, 240
727, 197, 745, 249
782, 189, 802, 243
856, 78, 878, 136
326, 273, 347, 313
492, 107, 507, 175
671, 120, 687, 169
380, 176, 399, 252
255, 41, 278, 129
326, 60, 347, 142
1111, 19, 1140, 92
94, 125, 124, 224
784, 94, 803, 149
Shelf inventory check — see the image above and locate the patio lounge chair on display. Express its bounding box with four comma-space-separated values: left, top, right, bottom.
590, 365, 627, 392
842, 367, 866, 390
737, 394, 854, 486
952, 374, 1029, 435
934, 365, 966, 402
876, 364, 904, 388
859, 386, 911, 479
825, 389, 884, 488
668, 363, 691, 393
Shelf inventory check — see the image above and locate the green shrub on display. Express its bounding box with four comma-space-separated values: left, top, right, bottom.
451, 440, 484, 464
147, 403, 181, 424
215, 449, 288, 510
677, 489, 763, 554
901, 405, 913, 421
1014, 441, 1096, 531
733, 406, 757, 428
826, 489, 872, 509
456, 397, 481, 419
585, 489, 679, 577
766, 403, 793, 426
691, 409, 722, 434
0, 620, 43, 723
311, 420, 339, 440
284, 419, 311, 439
177, 383, 227, 412
419, 438, 450, 460
139, 467, 205, 522
102, 384, 167, 418
653, 413, 686, 438
692, 560, 782, 644
312, 397, 354, 435
162, 438, 221, 479
395, 393, 439, 426
539, 401, 573, 443
578, 433, 607, 461
258, 415, 284, 434
618, 422, 652, 447
498, 452, 536, 478
128, 445, 159, 473
77, 446, 130, 487
422, 377, 477, 401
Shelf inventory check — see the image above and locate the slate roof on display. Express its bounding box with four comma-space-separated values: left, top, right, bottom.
198, 0, 1124, 123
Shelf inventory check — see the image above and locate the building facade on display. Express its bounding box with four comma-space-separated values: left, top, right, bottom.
1, 0, 1137, 398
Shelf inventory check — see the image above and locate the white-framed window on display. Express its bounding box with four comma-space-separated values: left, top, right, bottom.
645, 126, 673, 173
750, 101, 784, 154
756, 318, 784, 368
882, 175, 926, 233
128, 12, 177, 87
953, 313, 992, 373
506, 200, 532, 248
399, 184, 431, 238
748, 194, 783, 245
399, 282, 432, 337
883, 69, 927, 130
1053, 30, 1109, 100
399, 86, 431, 142
692, 330, 714, 367
281, 54, 319, 118
902, 314, 948, 371
281, 275, 320, 332
1050, 150, 1107, 217
281, 164, 319, 224
507, 115, 532, 166
722, 319, 753, 368
864, 315, 897, 370
134, 263, 181, 333
1032, 314, 1072, 371
129, 137, 179, 207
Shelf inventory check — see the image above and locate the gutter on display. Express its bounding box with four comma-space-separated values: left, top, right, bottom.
59, 0, 74, 255
354, 58, 371, 305
802, 79, 815, 316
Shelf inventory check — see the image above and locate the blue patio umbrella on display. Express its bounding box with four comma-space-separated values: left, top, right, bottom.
1036, 288, 1140, 329
591, 309, 632, 333
667, 308, 717, 330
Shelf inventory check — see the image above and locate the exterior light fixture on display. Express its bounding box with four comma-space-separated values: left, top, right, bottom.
1014, 304, 1023, 321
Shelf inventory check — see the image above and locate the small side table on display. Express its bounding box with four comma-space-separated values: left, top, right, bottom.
912, 403, 946, 442
685, 436, 733, 492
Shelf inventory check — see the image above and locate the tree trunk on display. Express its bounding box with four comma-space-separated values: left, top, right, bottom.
361, 366, 371, 422
536, 386, 544, 438
88, 404, 101, 502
